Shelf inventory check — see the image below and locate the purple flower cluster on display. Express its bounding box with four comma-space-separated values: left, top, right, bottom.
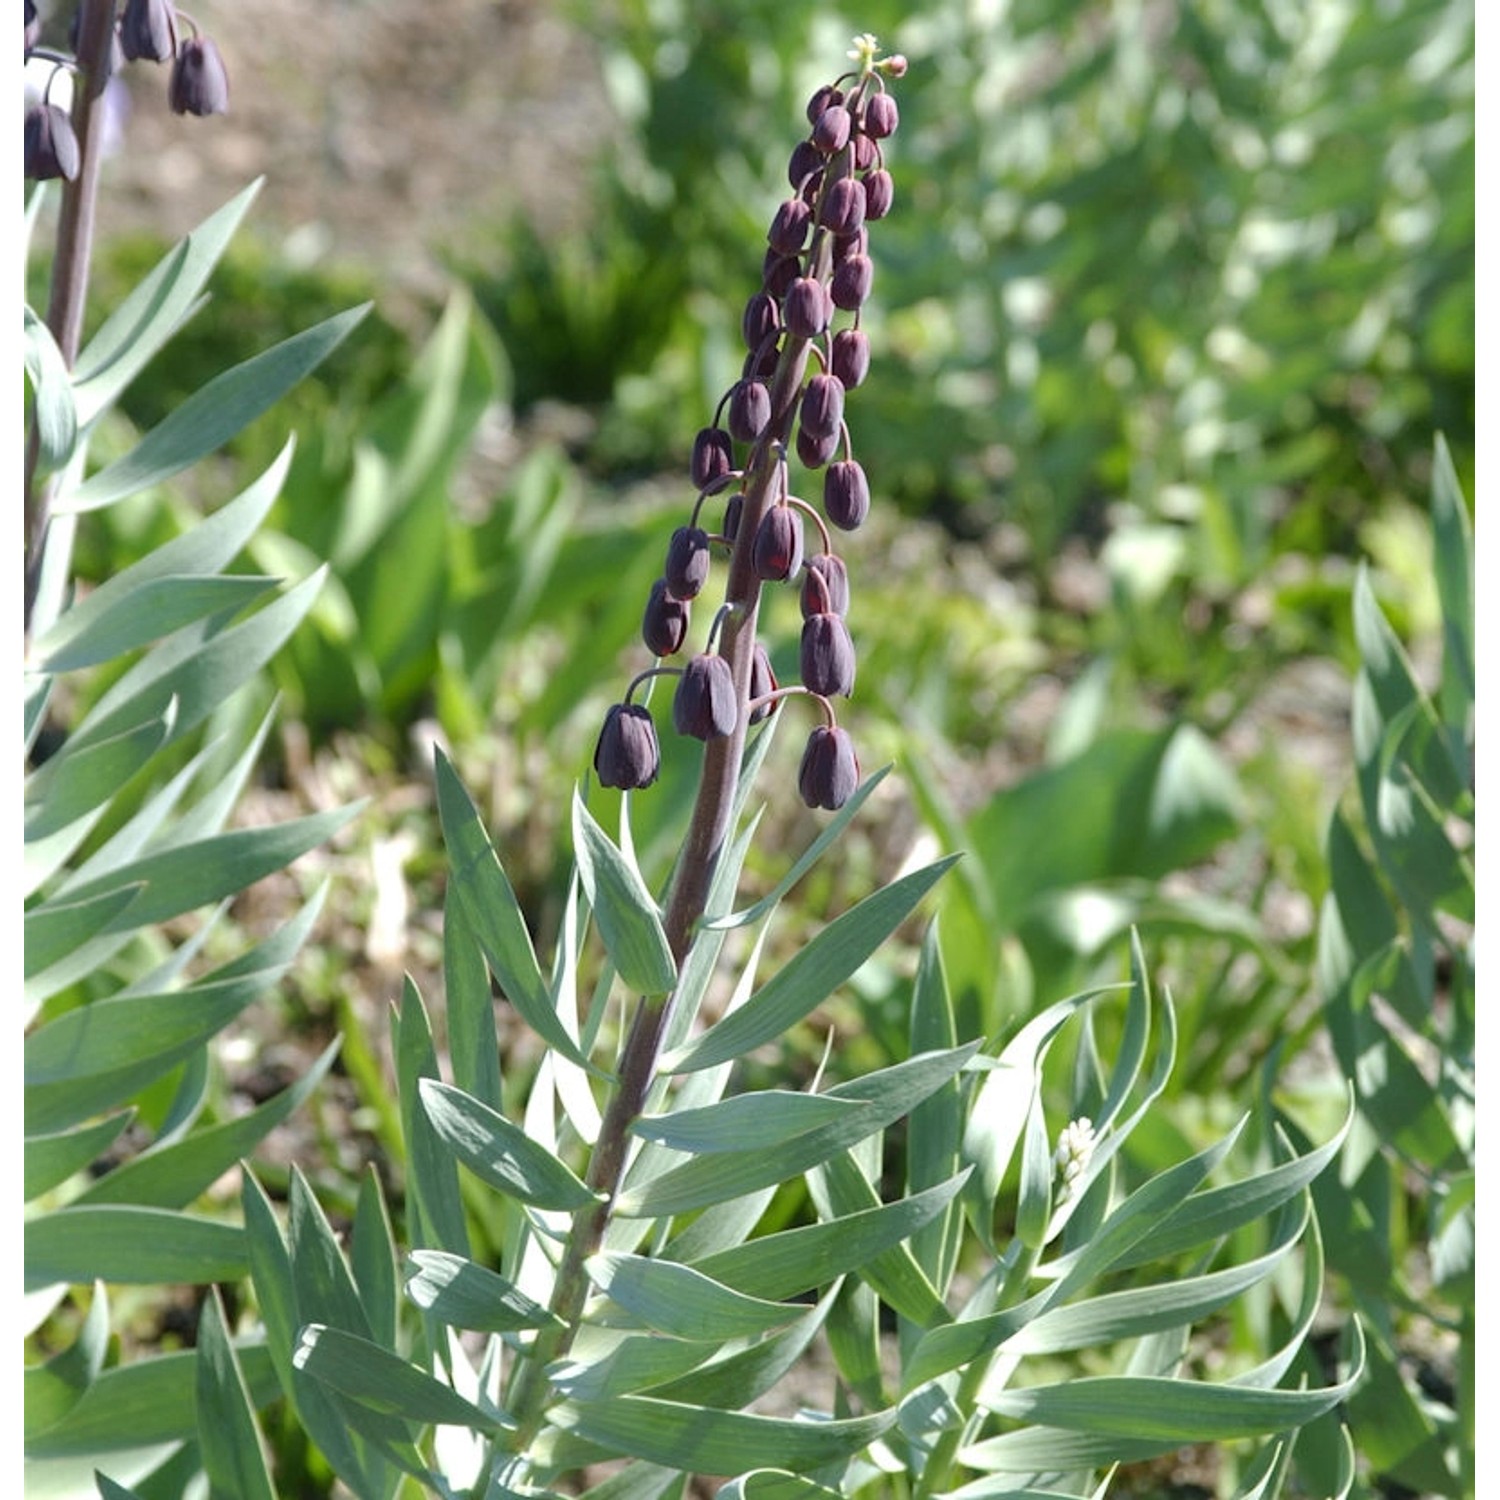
25, 0, 228, 182
595, 35, 904, 812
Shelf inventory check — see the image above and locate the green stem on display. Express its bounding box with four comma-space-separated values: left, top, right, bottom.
26, 0, 116, 634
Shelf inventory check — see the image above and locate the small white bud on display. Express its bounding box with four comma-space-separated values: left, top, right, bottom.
1053, 1116, 1097, 1197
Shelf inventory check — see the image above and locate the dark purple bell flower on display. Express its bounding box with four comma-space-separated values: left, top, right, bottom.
674, 654, 737, 740
595, 703, 660, 790
169, 34, 229, 116
799, 725, 860, 810
642, 578, 691, 657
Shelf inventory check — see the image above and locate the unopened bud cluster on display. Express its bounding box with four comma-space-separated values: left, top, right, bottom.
595, 36, 903, 812
25, 0, 229, 182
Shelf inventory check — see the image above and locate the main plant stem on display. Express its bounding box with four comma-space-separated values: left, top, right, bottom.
25, 0, 115, 633
506, 265, 831, 1455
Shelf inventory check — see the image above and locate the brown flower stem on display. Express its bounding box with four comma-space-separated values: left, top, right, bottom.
25, 0, 116, 634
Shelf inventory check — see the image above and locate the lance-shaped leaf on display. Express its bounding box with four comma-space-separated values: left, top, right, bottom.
62, 569, 326, 757
1114, 1104, 1349, 1268
196, 1287, 276, 1500
420, 1078, 600, 1210
551, 1396, 895, 1475
404, 1250, 562, 1333
32, 440, 294, 668
73, 1042, 339, 1209
631, 1091, 863, 1154
616, 1045, 978, 1218
661, 857, 959, 1073
967, 1323, 1364, 1452
573, 790, 676, 995
24, 884, 144, 977
71, 180, 263, 424
691, 1173, 969, 1302
586, 1253, 802, 1342
33, 574, 278, 675
807, 1152, 950, 1328
23, 1343, 280, 1458
1005, 1197, 1309, 1356
435, 750, 595, 1071
24, 984, 261, 1137
549, 1332, 711, 1403
647, 1297, 833, 1411
24, 304, 77, 472
62, 306, 369, 512
962, 986, 1117, 1244
24, 1282, 109, 1441
393, 980, 470, 1257
293, 1324, 510, 1432
25, 1207, 245, 1293
24, 1113, 133, 1201
49, 804, 358, 932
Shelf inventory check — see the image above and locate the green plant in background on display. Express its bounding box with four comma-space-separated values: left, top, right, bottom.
24, 1, 363, 1490
1285, 437, 1474, 1498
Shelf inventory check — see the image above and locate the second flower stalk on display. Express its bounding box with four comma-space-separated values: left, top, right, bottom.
594, 34, 903, 817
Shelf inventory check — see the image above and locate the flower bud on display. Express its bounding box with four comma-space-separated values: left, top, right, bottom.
801, 612, 856, 697
812, 103, 852, 155
722, 492, 744, 543
802, 552, 850, 617
799, 725, 860, 811
796, 425, 840, 471
24, 103, 81, 182
819, 175, 866, 237
121, 0, 177, 62
748, 642, 779, 725
832, 224, 868, 264
806, 84, 845, 124
883, 54, 909, 78
824, 459, 870, 530
851, 132, 878, 171
863, 168, 894, 221
788, 139, 823, 193
594, 703, 660, 790
831, 329, 871, 389
674, 654, 737, 740
864, 92, 899, 139
691, 426, 734, 490
728, 379, 771, 443
762, 249, 800, 298
784, 276, 832, 339
742, 290, 780, 352
169, 34, 229, 116
799, 373, 845, 442
664, 525, 711, 600
830, 253, 873, 311
752, 504, 804, 581
642, 578, 691, 657
768, 197, 812, 256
